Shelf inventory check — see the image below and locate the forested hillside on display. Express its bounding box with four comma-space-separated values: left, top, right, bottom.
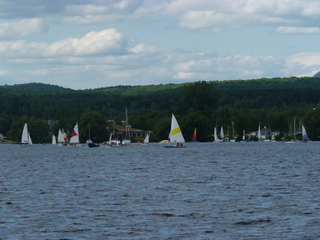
0, 82, 66, 90
1, 77, 320, 143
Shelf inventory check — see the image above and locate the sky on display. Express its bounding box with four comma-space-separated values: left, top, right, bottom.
0, 0, 320, 90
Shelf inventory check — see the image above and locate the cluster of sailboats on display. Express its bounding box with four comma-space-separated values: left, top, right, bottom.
164, 114, 311, 147
20, 121, 148, 148
19, 114, 311, 148
51, 123, 82, 146
213, 124, 309, 143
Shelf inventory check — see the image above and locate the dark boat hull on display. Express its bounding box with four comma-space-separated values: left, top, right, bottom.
164, 145, 187, 148
88, 143, 99, 148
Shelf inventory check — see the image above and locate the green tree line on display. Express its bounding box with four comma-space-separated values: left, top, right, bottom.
1, 77, 320, 143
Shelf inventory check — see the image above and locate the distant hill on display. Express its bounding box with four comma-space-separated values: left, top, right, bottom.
96, 83, 188, 96
0, 82, 66, 90
313, 71, 320, 78
93, 76, 320, 95
211, 76, 320, 90
1, 76, 319, 94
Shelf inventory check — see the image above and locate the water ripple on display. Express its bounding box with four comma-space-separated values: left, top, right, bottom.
1, 142, 320, 239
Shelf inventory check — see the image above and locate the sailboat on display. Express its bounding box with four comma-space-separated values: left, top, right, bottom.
86, 123, 99, 148
69, 123, 82, 146
52, 134, 57, 145
302, 124, 309, 142
263, 126, 270, 142
105, 132, 115, 147
220, 126, 225, 141
107, 109, 131, 146
143, 133, 150, 144
213, 127, 219, 142
57, 129, 67, 146
164, 114, 186, 148
20, 123, 33, 146
87, 140, 99, 148
191, 128, 197, 142
241, 130, 246, 142
122, 108, 131, 146
230, 121, 236, 142
257, 124, 262, 141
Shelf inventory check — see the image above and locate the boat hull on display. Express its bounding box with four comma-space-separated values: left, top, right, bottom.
19, 144, 32, 147
164, 145, 187, 148
88, 143, 99, 148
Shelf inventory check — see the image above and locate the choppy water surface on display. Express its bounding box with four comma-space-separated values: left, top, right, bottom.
1, 142, 320, 239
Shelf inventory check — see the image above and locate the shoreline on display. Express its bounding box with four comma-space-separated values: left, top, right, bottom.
0, 141, 19, 144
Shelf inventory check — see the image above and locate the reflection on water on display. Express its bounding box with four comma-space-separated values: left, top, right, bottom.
1, 142, 320, 239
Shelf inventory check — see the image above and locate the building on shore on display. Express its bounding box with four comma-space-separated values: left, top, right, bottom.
107, 120, 152, 140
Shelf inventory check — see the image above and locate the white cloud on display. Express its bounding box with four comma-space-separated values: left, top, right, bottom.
286, 52, 320, 67
284, 52, 320, 77
275, 26, 320, 34
128, 43, 159, 54
61, 0, 147, 24
1, 0, 319, 32
64, 4, 108, 15
0, 18, 47, 39
174, 0, 320, 32
2, 0, 320, 89
0, 70, 9, 76
178, 9, 298, 32
23, 69, 50, 77
0, 29, 128, 57
173, 72, 196, 79
0, 26, 288, 89
174, 61, 196, 71
46, 28, 127, 56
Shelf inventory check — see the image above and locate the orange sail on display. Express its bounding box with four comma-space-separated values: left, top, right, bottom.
191, 128, 197, 141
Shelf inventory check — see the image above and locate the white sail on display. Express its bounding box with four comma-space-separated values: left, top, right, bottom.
106, 132, 114, 146
220, 126, 224, 139
213, 127, 219, 142
28, 133, 33, 145
258, 124, 261, 139
302, 124, 309, 141
70, 123, 80, 144
21, 123, 32, 145
169, 114, 185, 143
52, 134, 57, 145
57, 129, 64, 143
143, 134, 149, 144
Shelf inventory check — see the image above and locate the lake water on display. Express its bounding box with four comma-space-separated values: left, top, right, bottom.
1, 142, 320, 239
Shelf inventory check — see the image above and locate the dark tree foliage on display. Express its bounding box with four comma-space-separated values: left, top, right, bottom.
303, 108, 320, 140
179, 81, 219, 117
78, 111, 108, 143
8, 116, 49, 143
179, 110, 211, 141
2, 77, 320, 142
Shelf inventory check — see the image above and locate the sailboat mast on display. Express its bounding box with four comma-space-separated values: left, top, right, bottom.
294, 117, 296, 141
232, 121, 234, 139
125, 108, 130, 140
88, 123, 91, 140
